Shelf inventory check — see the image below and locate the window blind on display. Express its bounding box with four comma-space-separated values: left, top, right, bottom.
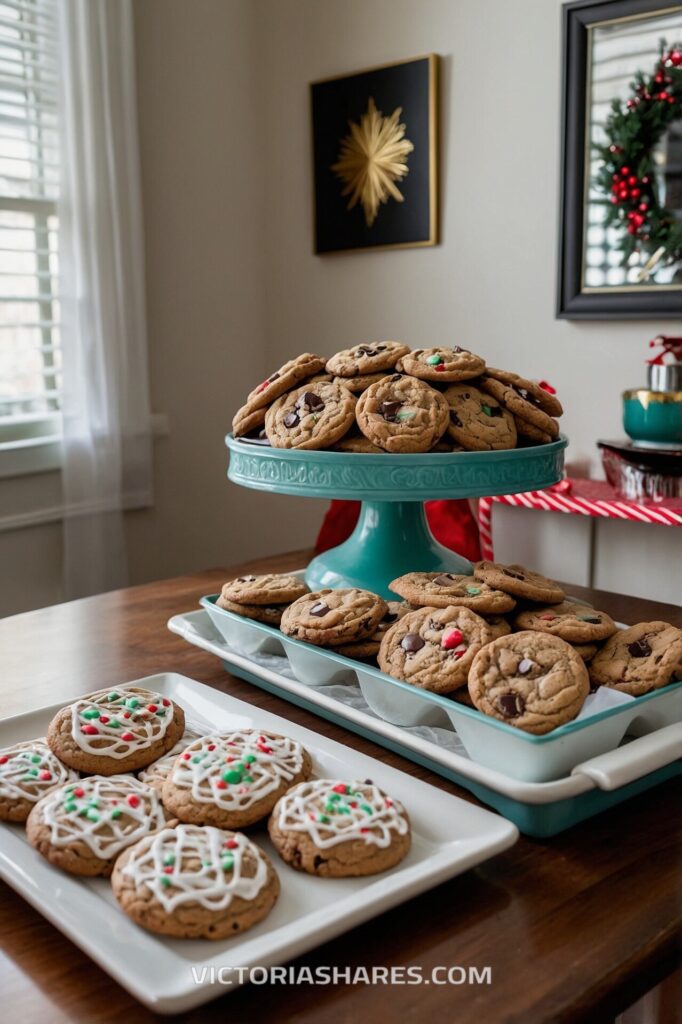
0, 0, 60, 438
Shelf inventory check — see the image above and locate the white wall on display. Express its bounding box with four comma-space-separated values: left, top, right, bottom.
1, 0, 678, 617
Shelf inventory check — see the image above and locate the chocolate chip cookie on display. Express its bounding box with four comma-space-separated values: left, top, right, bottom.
219, 573, 308, 606
395, 347, 485, 382
355, 374, 450, 453
513, 415, 557, 445
333, 431, 385, 453
215, 595, 287, 626
336, 601, 411, 658
443, 383, 517, 451
232, 403, 266, 438
588, 621, 682, 696
482, 368, 563, 417
333, 372, 390, 396
389, 571, 516, 614
378, 606, 493, 693
514, 601, 617, 643
245, 353, 326, 412
265, 380, 356, 450
482, 615, 513, 640
474, 561, 565, 604
479, 374, 560, 438
112, 824, 280, 939
467, 632, 590, 733
268, 779, 410, 877
325, 342, 409, 377
281, 588, 387, 647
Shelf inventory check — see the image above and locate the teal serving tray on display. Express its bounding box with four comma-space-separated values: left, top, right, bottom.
226, 434, 567, 597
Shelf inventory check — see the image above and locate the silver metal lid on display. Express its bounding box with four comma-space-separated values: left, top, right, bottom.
648, 362, 682, 392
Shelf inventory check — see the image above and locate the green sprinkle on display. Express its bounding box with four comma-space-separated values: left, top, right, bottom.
156, 708, 167, 717
108, 719, 121, 728
222, 856, 234, 871
110, 808, 122, 820
329, 793, 341, 802
242, 775, 254, 783
191, 755, 202, 764
124, 697, 139, 709
82, 708, 100, 720
160, 876, 171, 888
324, 802, 337, 813
318, 814, 330, 824
426, 354, 443, 365
224, 769, 243, 784
337, 805, 351, 815
107, 692, 119, 702
88, 799, 99, 808
482, 405, 493, 417
86, 809, 99, 822
28, 768, 38, 777
64, 800, 77, 812
30, 754, 42, 763
466, 586, 481, 595
65, 786, 75, 794
203, 859, 212, 867
163, 853, 175, 865
244, 754, 256, 763
361, 804, 374, 815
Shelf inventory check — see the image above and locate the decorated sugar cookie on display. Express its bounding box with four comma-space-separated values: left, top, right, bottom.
268, 779, 411, 876
111, 824, 279, 939
138, 725, 205, 793
47, 687, 185, 774
0, 738, 79, 823
162, 729, 312, 829
26, 774, 167, 876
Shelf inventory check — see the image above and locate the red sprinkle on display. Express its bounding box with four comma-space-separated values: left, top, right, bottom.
39, 770, 52, 780
453, 650, 467, 660
126, 794, 140, 808
0, 756, 8, 765
385, 798, 393, 807
74, 787, 85, 798
349, 801, 357, 808
257, 743, 273, 754
215, 780, 227, 789
82, 725, 99, 735
182, 752, 191, 760
332, 783, 347, 794
147, 704, 158, 713
442, 628, 464, 650
123, 711, 131, 719
163, 865, 174, 874
121, 731, 135, 742
225, 756, 234, 763
435, 363, 446, 372
99, 715, 109, 724
360, 827, 370, 833
162, 698, 170, 707
207, 744, 216, 751
224, 839, 238, 849
538, 380, 556, 394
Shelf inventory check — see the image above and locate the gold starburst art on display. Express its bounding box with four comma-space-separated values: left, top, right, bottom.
331, 97, 414, 228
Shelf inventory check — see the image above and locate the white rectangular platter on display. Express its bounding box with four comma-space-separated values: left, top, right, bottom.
0, 672, 518, 1014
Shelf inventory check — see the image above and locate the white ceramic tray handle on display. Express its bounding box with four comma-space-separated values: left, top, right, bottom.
571, 724, 682, 791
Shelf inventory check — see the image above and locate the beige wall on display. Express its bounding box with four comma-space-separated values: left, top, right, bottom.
1, 0, 678, 617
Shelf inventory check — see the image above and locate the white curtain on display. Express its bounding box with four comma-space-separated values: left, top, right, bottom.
57, 0, 152, 599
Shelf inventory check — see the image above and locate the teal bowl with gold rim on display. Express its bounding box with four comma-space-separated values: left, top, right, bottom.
622, 389, 682, 448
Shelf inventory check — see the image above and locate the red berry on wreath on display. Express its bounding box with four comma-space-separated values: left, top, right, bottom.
631, 187, 641, 199
671, 50, 682, 66
658, 91, 669, 100
621, 167, 630, 175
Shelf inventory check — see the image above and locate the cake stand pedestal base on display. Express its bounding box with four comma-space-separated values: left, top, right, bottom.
305, 501, 472, 598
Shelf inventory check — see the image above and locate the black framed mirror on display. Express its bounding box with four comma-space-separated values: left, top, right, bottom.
558, 0, 682, 318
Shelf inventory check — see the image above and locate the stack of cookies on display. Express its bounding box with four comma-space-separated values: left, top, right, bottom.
1, 685, 413, 941
232, 343, 564, 453
216, 572, 311, 626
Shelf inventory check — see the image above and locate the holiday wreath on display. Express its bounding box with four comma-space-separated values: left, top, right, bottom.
595, 42, 682, 274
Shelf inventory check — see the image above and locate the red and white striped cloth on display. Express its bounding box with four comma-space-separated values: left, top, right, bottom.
477, 479, 682, 561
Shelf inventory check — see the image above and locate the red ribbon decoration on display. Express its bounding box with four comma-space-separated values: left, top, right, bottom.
647, 335, 682, 365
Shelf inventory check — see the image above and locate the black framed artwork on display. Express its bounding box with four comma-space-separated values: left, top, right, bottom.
557, 0, 682, 318
310, 55, 439, 254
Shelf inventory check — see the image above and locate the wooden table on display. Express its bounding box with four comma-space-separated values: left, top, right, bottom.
1, 551, 680, 1024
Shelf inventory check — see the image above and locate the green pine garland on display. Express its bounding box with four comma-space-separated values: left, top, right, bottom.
595, 41, 682, 272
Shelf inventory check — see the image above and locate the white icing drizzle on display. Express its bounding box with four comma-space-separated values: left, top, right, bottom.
38, 774, 166, 860
0, 737, 78, 804
120, 824, 269, 912
138, 726, 204, 787
169, 730, 305, 811
69, 686, 174, 758
276, 779, 409, 848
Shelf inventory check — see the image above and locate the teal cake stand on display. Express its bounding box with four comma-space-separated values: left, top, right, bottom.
226, 434, 567, 599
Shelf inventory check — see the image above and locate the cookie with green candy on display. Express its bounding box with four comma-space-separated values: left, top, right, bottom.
389, 571, 516, 614
395, 346, 485, 382
26, 774, 167, 877
112, 823, 280, 939
162, 729, 313, 829
0, 738, 79, 823
47, 686, 185, 776
268, 778, 411, 877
